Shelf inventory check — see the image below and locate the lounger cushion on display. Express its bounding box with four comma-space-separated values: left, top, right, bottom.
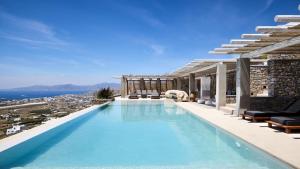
244, 111, 279, 117
271, 116, 300, 126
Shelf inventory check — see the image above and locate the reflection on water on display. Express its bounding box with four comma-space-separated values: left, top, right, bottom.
120, 100, 186, 121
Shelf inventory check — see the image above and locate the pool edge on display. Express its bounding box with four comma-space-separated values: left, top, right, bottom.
0, 102, 111, 153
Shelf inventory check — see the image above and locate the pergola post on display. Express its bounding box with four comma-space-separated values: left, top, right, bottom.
216, 63, 227, 110
189, 73, 195, 96
236, 58, 250, 115
157, 78, 161, 95
121, 76, 127, 98
140, 78, 145, 91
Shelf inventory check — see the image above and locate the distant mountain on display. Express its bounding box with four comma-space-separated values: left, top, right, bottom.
2, 83, 120, 91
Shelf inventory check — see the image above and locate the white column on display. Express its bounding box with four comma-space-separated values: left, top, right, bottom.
200, 77, 211, 99
216, 63, 227, 110
236, 58, 250, 115
121, 76, 127, 98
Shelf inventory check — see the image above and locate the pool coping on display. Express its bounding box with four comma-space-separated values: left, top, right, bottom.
175, 102, 300, 169
0, 102, 111, 153
1, 99, 299, 168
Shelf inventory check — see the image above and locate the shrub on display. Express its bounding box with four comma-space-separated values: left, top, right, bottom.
96, 87, 114, 99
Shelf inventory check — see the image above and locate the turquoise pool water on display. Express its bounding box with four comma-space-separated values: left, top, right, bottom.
0, 100, 292, 169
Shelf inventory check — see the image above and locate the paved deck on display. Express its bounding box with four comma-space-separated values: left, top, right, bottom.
176, 102, 300, 169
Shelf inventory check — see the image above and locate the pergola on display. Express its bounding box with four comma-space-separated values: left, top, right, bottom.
209, 8, 300, 57
170, 59, 266, 109
209, 5, 300, 114
120, 75, 176, 97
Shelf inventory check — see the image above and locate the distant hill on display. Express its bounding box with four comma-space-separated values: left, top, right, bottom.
2, 83, 120, 91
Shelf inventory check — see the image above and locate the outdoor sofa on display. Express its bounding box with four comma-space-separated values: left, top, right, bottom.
242, 99, 300, 122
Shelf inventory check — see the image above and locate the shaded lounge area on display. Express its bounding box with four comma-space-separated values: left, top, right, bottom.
120, 75, 176, 99
209, 6, 300, 132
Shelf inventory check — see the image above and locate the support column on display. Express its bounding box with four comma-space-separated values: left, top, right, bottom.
189, 73, 195, 96
216, 63, 227, 110
177, 78, 182, 90
200, 77, 211, 99
236, 58, 250, 115
121, 76, 127, 98
140, 78, 145, 91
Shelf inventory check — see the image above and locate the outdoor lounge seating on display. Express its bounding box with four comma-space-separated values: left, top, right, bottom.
165, 90, 188, 102
128, 93, 138, 99
151, 90, 160, 99
141, 90, 147, 98
242, 99, 300, 122
267, 116, 300, 133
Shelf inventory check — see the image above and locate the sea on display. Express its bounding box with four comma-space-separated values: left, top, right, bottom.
0, 90, 88, 101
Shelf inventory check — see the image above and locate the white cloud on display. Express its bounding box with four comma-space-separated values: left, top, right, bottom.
150, 44, 164, 55
0, 11, 68, 49
107, 1, 164, 28
255, 0, 274, 16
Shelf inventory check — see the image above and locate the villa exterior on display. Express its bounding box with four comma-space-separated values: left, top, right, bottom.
121, 5, 300, 116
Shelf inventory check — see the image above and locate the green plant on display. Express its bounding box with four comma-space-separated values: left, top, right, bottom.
96, 87, 114, 99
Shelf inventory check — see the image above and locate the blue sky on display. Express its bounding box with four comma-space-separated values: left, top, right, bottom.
0, 0, 298, 89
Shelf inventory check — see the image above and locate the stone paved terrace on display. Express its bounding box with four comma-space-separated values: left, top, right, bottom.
175, 102, 300, 169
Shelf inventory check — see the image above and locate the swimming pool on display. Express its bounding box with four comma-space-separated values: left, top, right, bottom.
0, 100, 292, 169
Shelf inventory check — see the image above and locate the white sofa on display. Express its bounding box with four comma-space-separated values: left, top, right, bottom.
165, 90, 189, 102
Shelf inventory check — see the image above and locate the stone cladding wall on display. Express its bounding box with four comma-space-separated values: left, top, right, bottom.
268, 59, 300, 97
250, 65, 268, 96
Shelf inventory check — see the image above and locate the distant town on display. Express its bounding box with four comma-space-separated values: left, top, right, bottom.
0, 90, 118, 139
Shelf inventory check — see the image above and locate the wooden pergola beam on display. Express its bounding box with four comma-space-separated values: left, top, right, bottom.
221, 44, 246, 48
241, 35, 300, 58
208, 51, 229, 54
230, 39, 258, 44
275, 15, 300, 22
241, 34, 270, 39
214, 48, 238, 52
256, 26, 300, 33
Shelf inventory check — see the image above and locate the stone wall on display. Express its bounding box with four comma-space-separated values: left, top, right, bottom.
268, 59, 300, 97
250, 65, 268, 96
250, 58, 300, 110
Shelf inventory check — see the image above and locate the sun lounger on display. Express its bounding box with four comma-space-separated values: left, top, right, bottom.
267, 116, 300, 133
141, 90, 147, 98
242, 99, 300, 122
151, 91, 160, 99
128, 93, 138, 99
